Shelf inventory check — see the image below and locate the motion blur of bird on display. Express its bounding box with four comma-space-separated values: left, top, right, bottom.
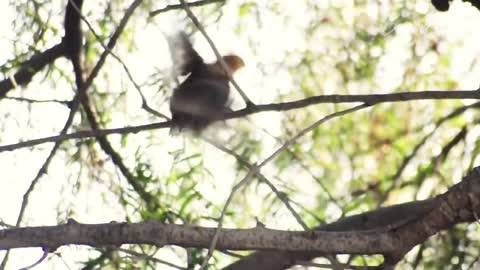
168, 32, 245, 134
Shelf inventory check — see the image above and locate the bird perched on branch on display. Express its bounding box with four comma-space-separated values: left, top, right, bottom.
168, 32, 245, 134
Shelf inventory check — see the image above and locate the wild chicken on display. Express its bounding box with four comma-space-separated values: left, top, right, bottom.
169, 32, 244, 134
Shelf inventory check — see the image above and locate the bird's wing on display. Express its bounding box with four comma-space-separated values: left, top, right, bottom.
168, 31, 204, 76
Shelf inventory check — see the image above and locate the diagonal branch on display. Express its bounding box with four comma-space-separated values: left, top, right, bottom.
71, 0, 168, 120
0, 0, 146, 268
149, 0, 225, 17
257, 104, 369, 168
199, 104, 369, 269
0, 43, 65, 97
204, 137, 309, 230
204, 136, 358, 269
67, 0, 160, 207
80, 93, 157, 206
380, 101, 480, 203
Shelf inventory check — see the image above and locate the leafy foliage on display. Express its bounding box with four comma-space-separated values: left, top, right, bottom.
1, 0, 480, 269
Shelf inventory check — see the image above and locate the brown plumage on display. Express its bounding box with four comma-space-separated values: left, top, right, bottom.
169, 32, 244, 134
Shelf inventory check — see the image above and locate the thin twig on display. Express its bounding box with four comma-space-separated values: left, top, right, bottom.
0, 220, 14, 229
0, 93, 81, 269
71, 0, 158, 206
208, 138, 348, 270
204, 137, 309, 230
117, 248, 188, 270
219, 250, 244, 258
19, 249, 48, 270
258, 104, 370, 168
150, 0, 225, 17
4, 96, 70, 105
198, 166, 258, 270
1, 91, 478, 152
296, 260, 381, 270
0, 122, 170, 152
379, 101, 480, 204
253, 120, 343, 210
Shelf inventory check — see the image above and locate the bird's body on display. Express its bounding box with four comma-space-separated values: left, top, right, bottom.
168, 32, 244, 134
170, 67, 230, 131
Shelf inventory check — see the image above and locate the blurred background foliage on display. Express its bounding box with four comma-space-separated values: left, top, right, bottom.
1, 0, 480, 269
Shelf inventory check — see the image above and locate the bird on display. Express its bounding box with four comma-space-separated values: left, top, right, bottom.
168, 32, 245, 135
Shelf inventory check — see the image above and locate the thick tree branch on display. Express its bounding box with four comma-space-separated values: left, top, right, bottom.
64, 0, 84, 62
198, 104, 368, 270
205, 138, 345, 269
0, 0, 83, 98
0, 167, 478, 264
0, 43, 65, 97
223, 167, 480, 270
0, 220, 393, 253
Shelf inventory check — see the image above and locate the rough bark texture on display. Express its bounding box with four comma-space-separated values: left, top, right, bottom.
0, 167, 479, 270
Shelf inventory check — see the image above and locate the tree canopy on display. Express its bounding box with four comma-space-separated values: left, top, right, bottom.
1, 0, 480, 269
